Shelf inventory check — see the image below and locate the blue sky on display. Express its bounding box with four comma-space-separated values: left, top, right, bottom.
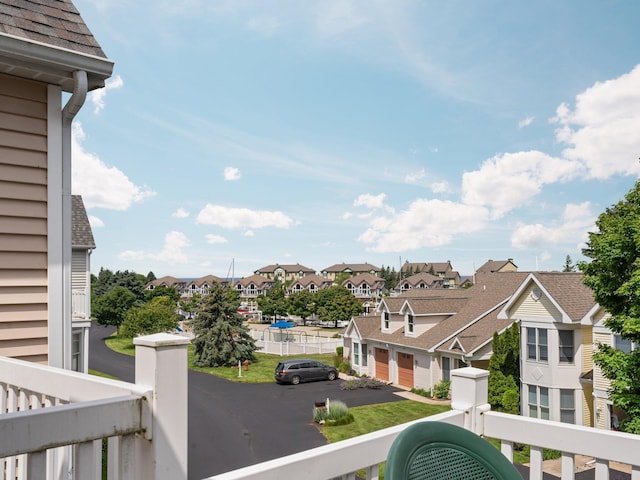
72, 0, 640, 279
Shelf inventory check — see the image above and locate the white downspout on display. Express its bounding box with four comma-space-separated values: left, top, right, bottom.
61, 70, 88, 370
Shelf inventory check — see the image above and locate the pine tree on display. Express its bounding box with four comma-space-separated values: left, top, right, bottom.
192, 283, 258, 367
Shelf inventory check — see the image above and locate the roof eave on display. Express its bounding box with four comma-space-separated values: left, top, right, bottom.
0, 33, 114, 92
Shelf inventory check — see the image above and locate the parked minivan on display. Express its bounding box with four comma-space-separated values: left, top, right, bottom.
274, 359, 339, 385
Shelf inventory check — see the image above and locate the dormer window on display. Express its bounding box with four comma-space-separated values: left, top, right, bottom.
407, 314, 414, 334
383, 311, 390, 330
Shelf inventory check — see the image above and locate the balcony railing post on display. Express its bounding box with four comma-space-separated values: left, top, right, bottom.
134, 333, 190, 480
450, 367, 491, 434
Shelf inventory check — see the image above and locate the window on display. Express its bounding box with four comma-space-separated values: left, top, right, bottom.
442, 357, 450, 381
560, 389, 575, 424
528, 385, 549, 420
527, 327, 548, 362
383, 312, 390, 330
72, 332, 82, 372
361, 344, 368, 367
558, 330, 574, 363
615, 334, 634, 353
407, 314, 415, 334
354, 343, 360, 365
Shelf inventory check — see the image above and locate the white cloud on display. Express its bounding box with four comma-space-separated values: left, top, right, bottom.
206, 234, 228, 244
461, 151, 581, 219
551, 65, 640, 180
244, 230, 255, 237
518, 116, 535, 128
341, 212, 353, 220
71, 123, 155, 210
354, 193, 387, 209
315, 0, 369, 36
405, 169, 426, 184
120, 231, 190, 264
172, 208, 190, 218
431, 181, 450, 194
358, 199, 489, 252
88, 215, 104, 228
196, 204, 293, 229
89, 75, 124, 114
511, 202, 595, 250
224, 166, 242, 181
246, 15, 281, 35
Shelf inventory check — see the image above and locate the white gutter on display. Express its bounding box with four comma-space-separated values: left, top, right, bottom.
60, 70, 88, 370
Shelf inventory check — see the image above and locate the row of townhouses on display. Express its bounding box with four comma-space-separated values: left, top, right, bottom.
343, 270, 626, 431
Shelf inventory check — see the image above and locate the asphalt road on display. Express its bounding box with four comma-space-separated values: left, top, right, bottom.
89, 326, 405, 479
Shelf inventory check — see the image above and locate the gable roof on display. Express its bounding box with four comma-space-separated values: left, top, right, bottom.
0, 0, 113, 91
476, 259, 518, 274
71, 195, 94, 249
255, 263, 315, 274
401, 261, 452, 274
147, 276, 185, 288
187, 275, 226, 287
343, 272, 385, 287
235, 274, 274, 288
396, 271, 443, 289
288, 274, 332, 288
322, 262, 381, 273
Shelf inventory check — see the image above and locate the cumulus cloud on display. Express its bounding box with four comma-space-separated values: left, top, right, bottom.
358, 199, 489, 252
354, 193, 387, 209
405, 169, 426, 184
119, 231, 190, 264
206, 234, 227, 244
518, 116, 535, 128
551, 64, 640, 180
461, 151, 581, 219
431, 181, 451, 194
196, 204, 293, 229
172, 208, 190, 218
72, 123, 155, 210
244, 230, 255, 237
511, 202, 595, 250
88, 215, 104, 228
224, 166, 241, 181
89, 75, 123, 114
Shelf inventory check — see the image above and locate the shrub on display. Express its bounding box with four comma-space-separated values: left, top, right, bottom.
336, 346, 344, 357
337, 358, 352, 374
313, 400, 353, 426
433, 380, 451, 399
410, 387, 431, 398
340, 378, 385, 390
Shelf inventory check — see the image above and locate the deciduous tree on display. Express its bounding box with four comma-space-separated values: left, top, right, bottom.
314, 285, 363, 327
120, 296, 180, 338
93, 286, 137, 333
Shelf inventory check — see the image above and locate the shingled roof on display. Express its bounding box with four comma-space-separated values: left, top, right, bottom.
0, 0, 113, 90
71, 195, 94, 248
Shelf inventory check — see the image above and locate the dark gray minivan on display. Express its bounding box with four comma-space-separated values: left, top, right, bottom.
274, 359, 339, 385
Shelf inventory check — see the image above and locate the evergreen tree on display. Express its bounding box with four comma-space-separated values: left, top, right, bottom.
580, 180, 640, 433
562, 255, 576, 272
192, 283, 257, 367
488, 323, 520, 414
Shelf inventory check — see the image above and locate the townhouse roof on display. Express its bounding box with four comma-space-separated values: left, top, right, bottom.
350, 315, 383, 339
235, 274, 275, 287
71, 194, 94, 249
396, 271, 442, 288
529, 272, 596, 320
289, 274, 331, 288
255, 263, 315, 274
147, 276, 185, 288
476, 259, 518, 274
186, 274, 226, 287
322, 262, 381, 273
343, 272, 385, 287
400, 261, 452, 274
365, 272, 528, 351
0, 0, 113, 91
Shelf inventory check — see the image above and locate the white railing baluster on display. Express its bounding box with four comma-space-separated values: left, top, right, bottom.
26, 450, 46, 480
560, 452, 574, 480
594, 458, 608, 479
632, 465, 640, 480
499, 439, 514, 462
529, 446, 543, 480
364, 464, 379, 480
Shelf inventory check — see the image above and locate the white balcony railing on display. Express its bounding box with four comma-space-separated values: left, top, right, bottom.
71, 290, 88, 319
0, 333, 189, 479
2, 350, 640, 480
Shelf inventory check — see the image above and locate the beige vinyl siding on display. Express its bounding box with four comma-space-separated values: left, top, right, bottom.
582, 326, 593, 373
0, 74, 48, 364
72, 251, 88, 290
510, 284, 562, 320
582, 385, 594, 427
593, 331, 612, 391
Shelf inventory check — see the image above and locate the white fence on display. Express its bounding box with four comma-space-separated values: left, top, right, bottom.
249, 328, 343, 356
0, 333, 189, 479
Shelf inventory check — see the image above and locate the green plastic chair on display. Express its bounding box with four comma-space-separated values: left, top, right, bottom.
384, 421, 523, 480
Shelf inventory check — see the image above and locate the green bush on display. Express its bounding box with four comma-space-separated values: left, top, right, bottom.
313, 400, 353, 426
410, 387, 431, 398
340, 378, 385, 390
336, 346, 344, 357
338, 359, 352, 374
433, 380, 451, 399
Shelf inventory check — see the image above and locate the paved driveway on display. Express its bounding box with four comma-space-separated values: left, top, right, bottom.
89, 326, 405, 479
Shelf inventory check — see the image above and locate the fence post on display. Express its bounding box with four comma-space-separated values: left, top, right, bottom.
134, 333, 190, 480
450, 367, 491, 435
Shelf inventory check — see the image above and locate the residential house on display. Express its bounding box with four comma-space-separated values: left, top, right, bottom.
395, 271, 444, 292
146, 275, 187, 294
183, 274, 228, 297
343, 272, 527, 390
400, 260, 461, 288
475, 259, 518, 274
287, 273, 332, 295
321, 262, 381, 281
234, 274, 275, 311
71, 195, 95, 373
0, 1, 113, 368
497, 272, 598, 427
342, 272, 385, 313
254, 263, 315, 284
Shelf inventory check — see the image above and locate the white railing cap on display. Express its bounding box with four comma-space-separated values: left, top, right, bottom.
134, 333, 191, 347
451, 366, 489, 379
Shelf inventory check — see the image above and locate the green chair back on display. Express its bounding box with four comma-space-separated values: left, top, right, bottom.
385, 421, 522, 480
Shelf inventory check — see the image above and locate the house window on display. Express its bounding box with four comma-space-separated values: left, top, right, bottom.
353, 343, 360, 365
560, 389, 575, 424
72, 332, 82, 372
407, 314, 414, 334
558, 330, 574, 363
361, 344, 368, 366
527, 328, 548, 362
614, 334, 634, 353
528, 385, 549, 420
383, 312, 390, 330
442, 357, 451, 381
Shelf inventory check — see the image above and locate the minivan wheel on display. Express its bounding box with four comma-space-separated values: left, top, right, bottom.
327, 371, 337, 381
291, 375, 301, 385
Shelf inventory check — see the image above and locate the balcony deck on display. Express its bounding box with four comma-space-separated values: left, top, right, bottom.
1, 339, 639, 480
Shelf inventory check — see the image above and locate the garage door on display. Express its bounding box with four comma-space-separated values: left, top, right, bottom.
397, 352, 414, 388
375, 348, 389, 382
